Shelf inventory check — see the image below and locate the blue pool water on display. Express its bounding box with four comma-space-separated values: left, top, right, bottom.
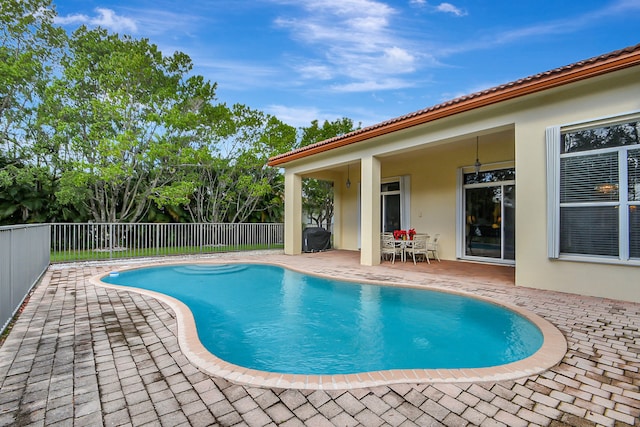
102, 264, 543, 375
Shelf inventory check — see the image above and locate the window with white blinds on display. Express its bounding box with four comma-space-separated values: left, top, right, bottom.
629, 148, 640, 259
547, 116, 640, 261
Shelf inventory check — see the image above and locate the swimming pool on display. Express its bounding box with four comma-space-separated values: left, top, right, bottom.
97, 262, 566, 389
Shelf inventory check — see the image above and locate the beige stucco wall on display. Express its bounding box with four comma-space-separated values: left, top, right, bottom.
282, 65, 640, 302
385, 134, 514, 260
511, 69, 640, 303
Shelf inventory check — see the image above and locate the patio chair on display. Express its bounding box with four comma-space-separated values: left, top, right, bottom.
381, 233, 402, 264
427, 233, 441, 262
405, 234, 429, 265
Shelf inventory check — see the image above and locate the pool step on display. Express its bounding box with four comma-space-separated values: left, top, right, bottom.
173, 264, 247, 275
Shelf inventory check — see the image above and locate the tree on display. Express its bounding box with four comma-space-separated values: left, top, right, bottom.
0, 155, 46, 223
163, 106, 296, 223
0, 0, 63, 146
299, 118, 360, 228
0, 0, 66, 223
38, 26, 220, 223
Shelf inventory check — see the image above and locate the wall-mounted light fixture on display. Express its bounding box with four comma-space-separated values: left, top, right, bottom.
474, 136, 482, 176
346, 165, 351, 189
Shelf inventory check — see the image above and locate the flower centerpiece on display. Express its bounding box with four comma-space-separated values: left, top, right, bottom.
392, 229, 416, 240
393, 229, 407, 240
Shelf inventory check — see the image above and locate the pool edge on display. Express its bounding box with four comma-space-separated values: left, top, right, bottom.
89, 260, 568, 390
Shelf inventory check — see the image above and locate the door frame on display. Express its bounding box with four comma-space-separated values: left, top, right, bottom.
456, 162, 515, 265
380, 176, 411, 233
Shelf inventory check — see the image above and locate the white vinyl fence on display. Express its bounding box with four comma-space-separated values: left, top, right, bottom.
0, 224, 50, 333
50, 222, 284, 262
1, 222, 283, 334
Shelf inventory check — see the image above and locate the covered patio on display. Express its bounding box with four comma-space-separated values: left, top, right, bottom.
277, 125, 516, 268
0, 250, 638, 426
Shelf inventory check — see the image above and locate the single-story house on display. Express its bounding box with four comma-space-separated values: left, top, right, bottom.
268, 44, 640, 303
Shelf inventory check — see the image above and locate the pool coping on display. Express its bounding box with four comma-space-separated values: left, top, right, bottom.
89, 259, 568, 390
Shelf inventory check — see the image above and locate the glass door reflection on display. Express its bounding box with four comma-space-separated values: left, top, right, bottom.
463, 168, 515, 262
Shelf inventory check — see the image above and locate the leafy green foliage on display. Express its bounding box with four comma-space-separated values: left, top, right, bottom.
0, 0, 64, 124
0, 0, 66, 225
38, 27, 222, 223
164, 106, 297, 223
0, 155, 69, 223
0, 3, 352, 225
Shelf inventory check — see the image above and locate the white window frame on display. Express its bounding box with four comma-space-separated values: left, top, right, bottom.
546, 111, 640, 265
381, 175, 411, 231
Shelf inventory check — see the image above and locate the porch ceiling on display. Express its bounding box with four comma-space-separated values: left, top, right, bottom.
300, 126, 514, 177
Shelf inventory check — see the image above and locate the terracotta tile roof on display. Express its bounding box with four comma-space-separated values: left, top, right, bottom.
268, 43, 640, 166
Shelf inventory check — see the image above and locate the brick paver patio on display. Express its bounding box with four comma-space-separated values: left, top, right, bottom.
0, 250, 638, 426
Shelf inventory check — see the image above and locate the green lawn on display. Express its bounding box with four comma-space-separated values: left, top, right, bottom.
50, 243, 284, 262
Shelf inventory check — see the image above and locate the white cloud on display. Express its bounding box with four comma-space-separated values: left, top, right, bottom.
270, 0, 424, 92
55, 13, 89, 26
91, 8, 137, 33
409, 1, 466, 16
515, 2, 633, 51
265, 105, 331, 128
55, 7, 205, 38
435, 3, 467, 17
265, 102, 388, 129
194, 58, 279, 91
295, 63, 334, 80
382, 47, 415, 71
126, 9, 202, 37
289, 0, 395, 18
436, 0, 639, 58
56, 8, 138, 33
330, 78, 414, 93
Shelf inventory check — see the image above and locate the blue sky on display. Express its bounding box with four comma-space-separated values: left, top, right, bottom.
52, 0, 639, 128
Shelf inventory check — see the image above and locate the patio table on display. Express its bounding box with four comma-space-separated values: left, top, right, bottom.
395, 238, 413, 262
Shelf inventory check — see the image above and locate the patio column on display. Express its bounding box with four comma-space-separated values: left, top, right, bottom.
332, 174, 343, 249
284, 171, 302, 255
360, 155, 381, 266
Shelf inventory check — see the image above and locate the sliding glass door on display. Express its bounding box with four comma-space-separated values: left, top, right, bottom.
463, 168, 515, 262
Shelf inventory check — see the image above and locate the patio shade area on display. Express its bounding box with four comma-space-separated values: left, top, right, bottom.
0, 250, 639, 426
